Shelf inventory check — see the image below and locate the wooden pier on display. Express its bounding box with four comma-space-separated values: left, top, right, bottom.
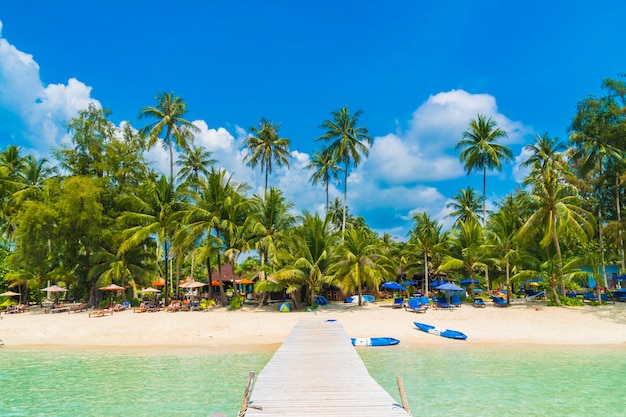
243, 317, 411, 417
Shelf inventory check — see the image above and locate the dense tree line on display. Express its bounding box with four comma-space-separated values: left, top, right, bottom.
1, 77, 625, 309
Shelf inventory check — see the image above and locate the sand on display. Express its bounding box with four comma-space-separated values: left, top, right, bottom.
1, 299, 626, 353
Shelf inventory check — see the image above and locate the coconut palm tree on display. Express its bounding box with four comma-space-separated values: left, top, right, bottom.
485, 208, 521, 304
456, 114, 512, 226
306, 147, 341, 212
138, 92, 199, 189
327, 226, 396, 306
520, 136, 594, 303
446, 186, 483, 229
439, 218, 486, 298
243, 118, 291, 192
407, 211, 448, 296
274, 211, 338, 307
317, 107, 371, 238
117, 175, 179, 304
176, 144, 217, 190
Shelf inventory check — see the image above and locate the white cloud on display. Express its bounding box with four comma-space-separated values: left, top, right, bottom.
0, 23, 99, 153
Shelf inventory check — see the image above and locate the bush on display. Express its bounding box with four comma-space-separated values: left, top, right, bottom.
229, 295, 244, 310
200, 299, 216, 310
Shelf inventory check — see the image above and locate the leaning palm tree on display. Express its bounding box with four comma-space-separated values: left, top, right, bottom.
306, 147, 341, 212
317, 107, 372, 238
243, 118, 291, 192
456, 114, 512, 227
138, 92, 199, 189
446, 186, 483, 229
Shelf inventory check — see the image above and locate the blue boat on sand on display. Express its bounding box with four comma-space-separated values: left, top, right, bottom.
414, 322, 467, 340
351, 337, 400, 347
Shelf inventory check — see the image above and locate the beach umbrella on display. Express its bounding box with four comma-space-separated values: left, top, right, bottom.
381, 282, 407, 291
460, 278, 480, 285
430, 279, 447, 287
99, 283, 125, 307
0, 290, 21, 297
179, 280, 207, 289
140, 287, 161, 293
41, 284, 68, 302
436, 282, 464, 304
278, 302, 291, 312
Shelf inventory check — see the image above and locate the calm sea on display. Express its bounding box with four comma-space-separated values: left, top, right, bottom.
0, 346, 624, 416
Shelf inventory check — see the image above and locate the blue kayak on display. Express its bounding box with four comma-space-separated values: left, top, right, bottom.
414, 322, 467, 340
351, 337, 400, 347
345, 295, 375, 303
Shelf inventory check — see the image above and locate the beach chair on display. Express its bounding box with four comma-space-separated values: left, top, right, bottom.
405, 297, 427, 313
435, 297, 454, 310
473, 297, 486, 308
419, 296, 431, 310
450, 295, 462, 308
492, 296, 509, 307
392, 297, 404, 309
68, 303, 88, 313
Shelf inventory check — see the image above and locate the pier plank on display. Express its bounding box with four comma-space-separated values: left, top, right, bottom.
244, 317, 410, 417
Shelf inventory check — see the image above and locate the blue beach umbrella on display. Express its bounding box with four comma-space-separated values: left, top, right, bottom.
430, 279, 447, 287
460, 278, 480, 285
381, 282, 407, 291
436, 282, 464, 291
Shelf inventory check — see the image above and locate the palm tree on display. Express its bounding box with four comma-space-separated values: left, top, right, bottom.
117, 175, 179, 304
439, 218, 486, 298
306, 147, 341, 212
138, 92, 199, 189
176, 144, 217, 190
485, 209, 521, 304
446, 187, 483, 228
520, 136, 594, 303
407, 211, 448, 296
274, 211, 339, 307
456, 114, 512, 227
243, 118, 291, 192
317, 107, 372, 238
327, 227, 396, 306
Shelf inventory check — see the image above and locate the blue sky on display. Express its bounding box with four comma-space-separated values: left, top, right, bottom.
1, 1, 625, 239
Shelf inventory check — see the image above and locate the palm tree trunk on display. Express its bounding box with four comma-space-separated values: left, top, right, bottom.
423, 251, 429, 296
616, 174, 625, 273
342, 161, 348, 240
505, 257, 510, 304
552, 217, 563, 306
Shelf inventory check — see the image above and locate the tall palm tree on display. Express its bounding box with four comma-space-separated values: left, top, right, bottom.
139, 92, 199, 189
176, 144, 217, 190
407, 211, 448, 296
117, 175, 179, 304
485, 209, 521, 304
243, 118, 291, 192
317, 107, 372, 238
520, 136, 594, 303
456, 114, 512, 227
327, 227, 396, 306
306, 147, 341, 212
446, 186, 483, 228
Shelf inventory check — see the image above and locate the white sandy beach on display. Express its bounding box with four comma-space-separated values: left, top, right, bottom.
2, 299, 626, 352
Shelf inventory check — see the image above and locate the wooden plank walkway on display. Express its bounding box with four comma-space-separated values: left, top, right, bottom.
244, 317, 411, 417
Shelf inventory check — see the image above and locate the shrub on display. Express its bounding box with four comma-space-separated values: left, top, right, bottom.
229, 295, 244, 310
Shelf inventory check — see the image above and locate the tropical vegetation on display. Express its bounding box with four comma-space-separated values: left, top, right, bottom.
1, 77, 625, 309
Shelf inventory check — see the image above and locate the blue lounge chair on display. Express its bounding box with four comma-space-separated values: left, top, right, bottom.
419, 296, 431, 309
392, 297, 404, 309
492, 296, 509, 307
473, 297, 486, 308
435, 297, 454, 310
450, 295, 462, 308
405, 297, 427, 313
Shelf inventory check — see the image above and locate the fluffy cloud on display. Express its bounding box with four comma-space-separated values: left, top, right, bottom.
0, 22, 98, 154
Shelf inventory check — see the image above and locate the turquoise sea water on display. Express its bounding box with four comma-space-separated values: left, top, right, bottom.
1, 346, 624, 416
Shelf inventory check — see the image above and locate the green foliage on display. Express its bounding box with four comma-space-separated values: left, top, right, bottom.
200, 298, 216, 310
229, 295, 244, 310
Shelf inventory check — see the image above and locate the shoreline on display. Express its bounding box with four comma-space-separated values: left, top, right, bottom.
2, 300, 626, 353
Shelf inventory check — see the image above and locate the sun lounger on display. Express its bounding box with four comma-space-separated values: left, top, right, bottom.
392, 297, 404, 309
492, 296, 509, 307
435, 297, 454, 310
68, 303, 88, 313
473, 298, 486, 308
405, 297, 427, 313
88, 308, 113, 318
45, 304, 70, 314
450, 295, 462, 308
112, 303, 128, 312
166, 301, 183, 312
